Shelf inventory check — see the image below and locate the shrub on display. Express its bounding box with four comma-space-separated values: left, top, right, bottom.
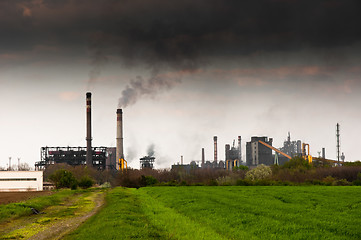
245, 164, 272, 181
216, 176, 233, 186
208, 179, 218, 186
140, 175, 158, 187
49, 169, 78, 189
305, 179, 324, 186
71, 182, 78, 190
233, 165, 249, 171
78, 176, 95, 189
322, 176, 336, 186
282, 157, 312, 170
352, 180, 361, 186
179, 180, 188, 186
100, 182, 112, 188
236, 179, 253, 186
332, 179, 351, 186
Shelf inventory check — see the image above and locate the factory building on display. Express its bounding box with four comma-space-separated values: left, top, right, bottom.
225, 136, 242, 170
0, 171, 43, 191
35, 146, 117, 170
36, 93, 124, 171
171, 161, 199, 172
279, 132, 302, 158
246, 137, 273, 166
276, 132, 302, 165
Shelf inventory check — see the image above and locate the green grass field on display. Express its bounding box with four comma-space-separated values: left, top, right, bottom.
65, 186, 361, 240
0, 189, 105, 239
0, 189, 75, 223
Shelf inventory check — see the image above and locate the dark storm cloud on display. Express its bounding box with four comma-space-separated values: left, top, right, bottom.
1, 0, 361, 60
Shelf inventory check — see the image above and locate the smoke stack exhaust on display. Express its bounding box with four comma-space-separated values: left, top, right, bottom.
86, 92, 93, 166
116, 109, 124, 170
213, 136, 218, 164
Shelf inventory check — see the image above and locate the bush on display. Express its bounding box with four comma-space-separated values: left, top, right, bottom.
322, 176, 336, 186
236, 179, 253, 186
100, 182, 112, 188
332, 179, 351, 186
140, 175, 158, 187
282, 157, 312, 170
208, 179, 218, 186
245, 164, 272, 181
233, 165, 249, 171
216, 176, 232, 186
78, 176, 95, 189
49, 169, 78, 189
352, 180, 361, 186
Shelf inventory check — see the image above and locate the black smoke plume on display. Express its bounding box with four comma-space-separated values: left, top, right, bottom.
118, 70, 181, 108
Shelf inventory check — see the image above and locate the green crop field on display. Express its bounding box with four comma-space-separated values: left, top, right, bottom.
65, 186, 361, 240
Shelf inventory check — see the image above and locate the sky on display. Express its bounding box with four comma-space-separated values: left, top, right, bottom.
1, 0, 361, 169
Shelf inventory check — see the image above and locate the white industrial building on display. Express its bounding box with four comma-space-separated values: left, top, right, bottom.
0, 171, 43, 191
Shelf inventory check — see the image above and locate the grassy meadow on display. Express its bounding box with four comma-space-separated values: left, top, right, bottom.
0, 189, 75, 223
0, 189, 105, 239
66, 186, 361, 240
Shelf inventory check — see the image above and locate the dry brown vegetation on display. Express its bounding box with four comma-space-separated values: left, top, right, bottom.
43, 159, 361, 188
0, 191, 54, 205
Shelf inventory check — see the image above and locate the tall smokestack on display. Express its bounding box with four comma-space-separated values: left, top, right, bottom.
201, 148, 205, 167
238, 136, 242, 161
213, 136, 218, 164
322, 148, 325, 159
116, 109, 124, 170
86, 92, 92, 166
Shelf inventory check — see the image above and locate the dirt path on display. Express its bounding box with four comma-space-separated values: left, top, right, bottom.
0, 189, 106, 240
29, 191, 105, 240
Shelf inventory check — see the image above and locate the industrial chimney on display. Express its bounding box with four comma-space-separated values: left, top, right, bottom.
86, 92, 92, 166
238, 136, 242, 161
116, 109, 124, 170
213, 136, 218, 164
201, 148, 205, 167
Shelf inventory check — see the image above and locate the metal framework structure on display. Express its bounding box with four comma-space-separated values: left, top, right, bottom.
258, 140, 292, 159
140, 156, 155, 169
35, 146, 108, 170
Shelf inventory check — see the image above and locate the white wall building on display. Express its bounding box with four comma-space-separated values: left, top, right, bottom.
0, 171, 43, 191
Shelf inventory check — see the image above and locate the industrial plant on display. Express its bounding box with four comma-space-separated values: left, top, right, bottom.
27, 92, 345, 172
1, 90, 349, 193
35, 92, 126, 171
173, 129, 344, 171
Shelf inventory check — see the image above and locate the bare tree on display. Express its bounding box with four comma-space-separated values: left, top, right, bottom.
18, 163, 32, 171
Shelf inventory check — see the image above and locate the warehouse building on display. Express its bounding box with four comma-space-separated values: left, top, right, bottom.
0, 171, 43, 191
